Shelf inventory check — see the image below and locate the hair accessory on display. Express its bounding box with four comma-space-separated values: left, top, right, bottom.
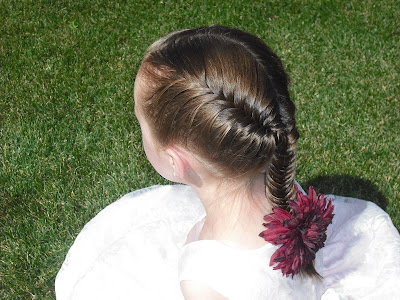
259, 186, 334, 277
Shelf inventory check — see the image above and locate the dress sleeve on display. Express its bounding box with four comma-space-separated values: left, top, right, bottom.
321, 195, 400, 299
56, 185, 204, 300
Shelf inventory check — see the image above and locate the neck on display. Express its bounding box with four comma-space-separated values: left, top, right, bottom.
190, 173, 273, 249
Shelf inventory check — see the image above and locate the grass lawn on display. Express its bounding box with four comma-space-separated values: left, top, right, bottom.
1, 0, 399, 298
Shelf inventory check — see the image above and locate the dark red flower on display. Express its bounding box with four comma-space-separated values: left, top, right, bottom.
259, 186, 334, 277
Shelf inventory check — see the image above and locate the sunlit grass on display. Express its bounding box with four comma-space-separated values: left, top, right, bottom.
1, 0, 399, 298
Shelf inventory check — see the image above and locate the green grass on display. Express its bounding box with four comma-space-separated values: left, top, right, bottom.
1, 0, 399, 298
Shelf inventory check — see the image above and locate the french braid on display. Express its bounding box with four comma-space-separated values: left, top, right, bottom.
139, 26, 315, 276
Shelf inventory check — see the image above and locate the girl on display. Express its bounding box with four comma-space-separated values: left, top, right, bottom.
56, 26, 400, 299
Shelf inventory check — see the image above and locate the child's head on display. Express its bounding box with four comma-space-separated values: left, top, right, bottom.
135, 26, 299, 208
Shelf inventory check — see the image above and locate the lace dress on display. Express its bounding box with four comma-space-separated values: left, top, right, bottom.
56, 185, 400, 299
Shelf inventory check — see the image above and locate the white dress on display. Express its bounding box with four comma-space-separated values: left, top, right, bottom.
55, 185, 400, 299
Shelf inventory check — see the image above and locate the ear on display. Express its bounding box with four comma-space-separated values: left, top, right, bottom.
165, 147, 190, 180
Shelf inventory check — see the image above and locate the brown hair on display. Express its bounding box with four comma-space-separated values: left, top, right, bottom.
139, 25, 298, 205
138, 26, 316, 276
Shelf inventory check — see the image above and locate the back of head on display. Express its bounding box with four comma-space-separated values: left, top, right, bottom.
138, 26, 299, 209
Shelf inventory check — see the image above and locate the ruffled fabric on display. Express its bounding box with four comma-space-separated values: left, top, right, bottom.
56, 185, 203, 300
320, 194, 400, 299
56, 185, 400, 299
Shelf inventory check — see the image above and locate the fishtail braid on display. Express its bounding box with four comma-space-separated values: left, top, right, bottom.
138, 25, 316, 277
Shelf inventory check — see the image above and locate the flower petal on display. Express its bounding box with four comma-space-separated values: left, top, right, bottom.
260, 186, 335, 277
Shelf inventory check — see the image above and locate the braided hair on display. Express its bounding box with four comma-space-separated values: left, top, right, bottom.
138, 26, 315, 276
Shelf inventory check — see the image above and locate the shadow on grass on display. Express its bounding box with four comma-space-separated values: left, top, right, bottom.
301, 174, 387, 211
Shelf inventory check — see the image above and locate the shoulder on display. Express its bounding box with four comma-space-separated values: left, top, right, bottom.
180, 280, 228, 300
179, 240, 280, 299
56, 185, 204, 299
321, 195, 400, 298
